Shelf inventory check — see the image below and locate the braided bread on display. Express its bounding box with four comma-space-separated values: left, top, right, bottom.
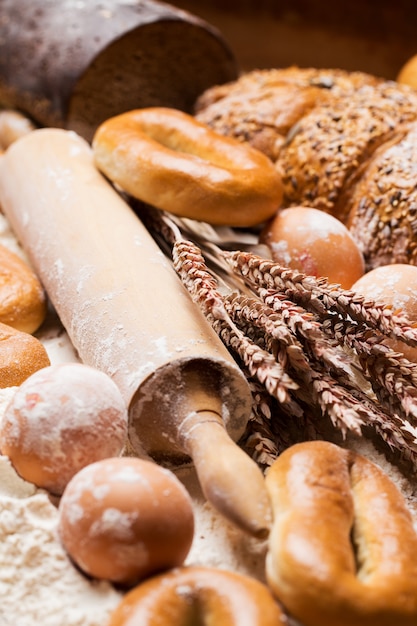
195, 66, 417, 271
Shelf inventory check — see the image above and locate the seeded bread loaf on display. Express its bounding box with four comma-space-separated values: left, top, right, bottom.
195, 67, 417, 270
346, 123, 417, 270
194, 67, 380, 161
0, 0, 238, 142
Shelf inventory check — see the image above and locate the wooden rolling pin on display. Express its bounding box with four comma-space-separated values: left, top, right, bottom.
0, 128, 271, 538
0, 0, 238, 142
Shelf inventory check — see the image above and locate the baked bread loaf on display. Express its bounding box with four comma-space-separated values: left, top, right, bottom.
195, 67, 380, 162
0, 110, 35, 151
0, 0, 238, 142
195, 66, 417, 271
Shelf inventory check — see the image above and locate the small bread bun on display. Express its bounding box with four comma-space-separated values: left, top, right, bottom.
58, 457, 195, 586
0, 363, 128, 495
108, 566, 286, 626
0, 110, 35, 150
93, 107, 283, 227
0, 242, 47, 334
351, 264, 417, 362
0, 321, 50, 388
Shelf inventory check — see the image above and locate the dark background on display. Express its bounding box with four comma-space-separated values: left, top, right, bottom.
173, 0, 417, 79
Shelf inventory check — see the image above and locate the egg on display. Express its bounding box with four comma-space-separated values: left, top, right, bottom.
260, 206, 365, 288
351, 263, 417, 362
58, 457, 195, 585
0, 362, 128, 495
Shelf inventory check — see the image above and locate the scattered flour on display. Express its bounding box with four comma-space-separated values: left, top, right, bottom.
0, 456, 122, 626
0, 387, 268, 626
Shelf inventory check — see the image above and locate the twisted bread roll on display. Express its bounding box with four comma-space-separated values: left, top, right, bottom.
346, 123, 417, 268
195, 67, 380, 162
108, 566, 286, 626
265, 440, 417, 626
195, 67, 417, 270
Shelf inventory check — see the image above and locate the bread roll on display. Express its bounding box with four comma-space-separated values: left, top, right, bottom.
0, 243, 47, 334
0, 322, 50, 388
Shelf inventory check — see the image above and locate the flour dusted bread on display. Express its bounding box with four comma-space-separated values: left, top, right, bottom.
58, 458, 195, 585
0, 0, 238, 142
0, 363, 128, 495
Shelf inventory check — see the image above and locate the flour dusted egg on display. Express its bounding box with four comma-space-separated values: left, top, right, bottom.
351, 264, 417, 362
0, 362, 128, 495
260, 206, 365, 288
58, 457, 195, 585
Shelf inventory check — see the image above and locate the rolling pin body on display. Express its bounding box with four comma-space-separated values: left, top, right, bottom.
0, 129, 271, 536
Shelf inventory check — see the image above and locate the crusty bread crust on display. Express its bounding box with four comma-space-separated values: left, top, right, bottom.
108, 566, 286, 626
0, 243, 47, 334
265, 440, 417, 626
93, 107, 283, 227
0, 322, 50, 388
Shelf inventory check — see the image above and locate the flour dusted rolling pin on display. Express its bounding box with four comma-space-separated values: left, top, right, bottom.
0, 0, 238, 142
0, 128, 271, 537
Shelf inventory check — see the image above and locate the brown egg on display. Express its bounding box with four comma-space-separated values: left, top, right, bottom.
351, 264, 417, 362
58, 457, 195, 586
260, 206, 365, 288
0, 362, 128, 495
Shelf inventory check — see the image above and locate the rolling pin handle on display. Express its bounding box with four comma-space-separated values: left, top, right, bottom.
177, 372, 272, 539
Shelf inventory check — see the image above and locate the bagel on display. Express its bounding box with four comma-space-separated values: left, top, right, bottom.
108, 566, 286, 626
265, 440, 417, 626
0, 242, 47, 334
0, 321, 50, 388
92, 107, 283, 227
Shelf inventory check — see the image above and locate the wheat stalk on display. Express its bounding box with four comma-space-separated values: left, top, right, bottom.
224, 250, 417, 348
138, 206, 417, 473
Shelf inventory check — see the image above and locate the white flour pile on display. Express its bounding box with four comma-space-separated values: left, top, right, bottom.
0, 455, 123, 626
